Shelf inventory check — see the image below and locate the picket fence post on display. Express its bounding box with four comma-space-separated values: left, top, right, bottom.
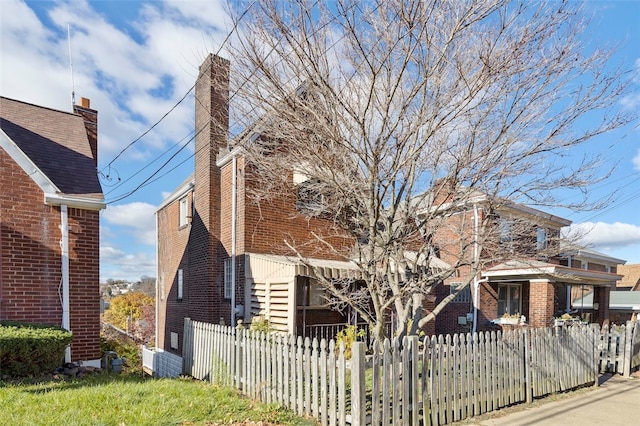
350, 342, 366, 426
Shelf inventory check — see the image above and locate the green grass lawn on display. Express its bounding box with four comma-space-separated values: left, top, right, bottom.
0, 373, 318, 426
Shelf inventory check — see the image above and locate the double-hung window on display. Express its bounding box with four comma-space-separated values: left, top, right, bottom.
179, 196, 189, 227
177, 269, 183, 301
497, 284, 521, 315
536, 227, 548, 250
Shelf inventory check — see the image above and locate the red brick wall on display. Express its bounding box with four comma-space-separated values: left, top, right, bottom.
0, 149, 100, 360
242, 166, 352, 260
156, 190, 193, 353
528, 279, 554, 327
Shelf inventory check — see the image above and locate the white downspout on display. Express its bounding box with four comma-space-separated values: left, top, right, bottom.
472, 204, 487, 334
60, 205, 71, 362
155, 212, 159, 349
566, 256, 572, 312
231, 155, 237, 326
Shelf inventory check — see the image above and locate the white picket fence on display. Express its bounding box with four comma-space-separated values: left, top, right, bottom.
180, 319, 640, 425
597, 322, 640, 375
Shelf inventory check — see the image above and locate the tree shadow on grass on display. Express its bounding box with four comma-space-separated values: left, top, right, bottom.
1, 372, 154, 394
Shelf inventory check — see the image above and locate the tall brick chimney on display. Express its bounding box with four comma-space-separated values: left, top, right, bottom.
73, 97, 98, 167
190, 54, 230, 323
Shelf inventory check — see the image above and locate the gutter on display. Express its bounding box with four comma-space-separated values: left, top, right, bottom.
46, 193, 105, 210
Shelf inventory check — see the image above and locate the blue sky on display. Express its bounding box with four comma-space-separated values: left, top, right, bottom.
1, 0, 639, 281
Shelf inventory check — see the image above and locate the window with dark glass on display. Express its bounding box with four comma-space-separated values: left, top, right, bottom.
497, 284, 521, 315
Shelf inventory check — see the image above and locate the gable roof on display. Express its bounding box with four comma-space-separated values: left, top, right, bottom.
617, 264, 640, 291
0, 96, 104, 209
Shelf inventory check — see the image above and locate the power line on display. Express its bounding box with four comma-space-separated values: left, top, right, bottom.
100, 1, 256, 175
105, 130, 196, 204
100, 2, 257, 203
101, 85, 195, 174
103, 129, 195, 196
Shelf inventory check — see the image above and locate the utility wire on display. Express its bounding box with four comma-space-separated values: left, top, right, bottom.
104, 129, 195, 196
101, 86, 195, 174
100, 2, 257, 203
105, 130, 197, 204
100, 1, 256, 176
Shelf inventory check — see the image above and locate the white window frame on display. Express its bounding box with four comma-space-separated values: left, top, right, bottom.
536, 227, 548, 250
224, 258, 232, 299
498, 218, 512, 243
177, 269, 183, 301
498, 284, 521, 316
179, 196, 188, 227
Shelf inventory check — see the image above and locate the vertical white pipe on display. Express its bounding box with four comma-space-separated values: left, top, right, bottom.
155, 211, 159, 350
472, 204, 480, 334
231, 155, 237, 326
566, 256, 572, 312
60, 205, 71, 362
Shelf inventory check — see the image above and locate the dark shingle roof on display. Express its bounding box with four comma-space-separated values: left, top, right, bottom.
0, 96, 102, 198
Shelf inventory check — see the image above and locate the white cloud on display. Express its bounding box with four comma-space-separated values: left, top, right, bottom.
568, 221, 640, 249
102, 202, 157, 245
0, 0, 227, 161
633, 149, 640, 172
100, 246, 155, 281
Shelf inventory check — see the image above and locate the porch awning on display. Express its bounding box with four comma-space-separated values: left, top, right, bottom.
245, 253, 362, 281
245, 251, 452, 282
483, 259, 623, 286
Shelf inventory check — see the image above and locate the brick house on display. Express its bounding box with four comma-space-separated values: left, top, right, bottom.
424, 195, 625, 336
156, 55, 356, 354
0, 96, 104, 365
156, 55, 624, 353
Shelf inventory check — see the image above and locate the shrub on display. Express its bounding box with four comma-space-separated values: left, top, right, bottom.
249, 316, 272, 333
0, 321, 72, 377
335, 325, 365, 360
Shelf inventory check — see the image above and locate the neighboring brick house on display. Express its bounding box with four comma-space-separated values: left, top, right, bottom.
422, 194, 625, 336
0, 96, 104, 365
156, 55, 624, 353
572, 263, 640, 323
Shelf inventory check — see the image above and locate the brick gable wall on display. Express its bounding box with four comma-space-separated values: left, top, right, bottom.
0, 149, 100, 360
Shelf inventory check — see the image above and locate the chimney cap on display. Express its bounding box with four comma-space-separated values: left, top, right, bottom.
79, 97, 90, 108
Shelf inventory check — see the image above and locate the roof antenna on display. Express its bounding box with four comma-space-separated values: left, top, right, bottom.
67, 23, 76, 107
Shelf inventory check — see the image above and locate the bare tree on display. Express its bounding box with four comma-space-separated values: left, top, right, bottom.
223, 0, 635, 340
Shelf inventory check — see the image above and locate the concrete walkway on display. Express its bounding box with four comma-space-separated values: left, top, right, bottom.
469, 375, 640, 426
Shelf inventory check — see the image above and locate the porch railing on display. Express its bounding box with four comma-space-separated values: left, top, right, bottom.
303, 321, 394, 347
